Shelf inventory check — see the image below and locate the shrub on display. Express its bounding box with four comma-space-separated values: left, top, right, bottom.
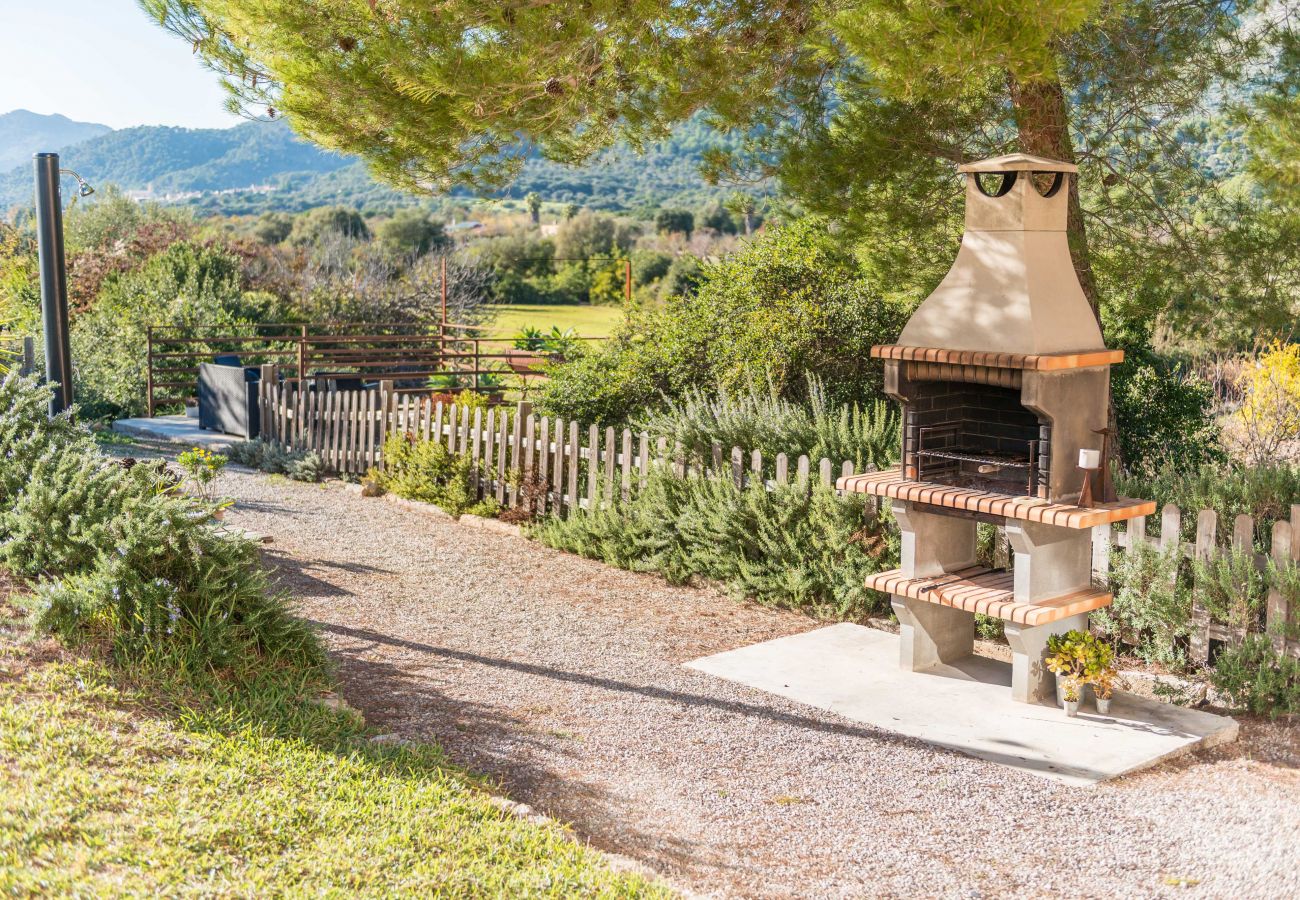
374, 433, 499, 518
1210, 635, 1300, 716
637, 374, 900, 475
1225, 341, 1300, 466
1193, 546, 1268, 632
0, 373, 322, 672
533, 467, 898, 619
1105, 316, 1223, 476
1094, 541, 1192, 668
70, 242, 287, 419
227, 438, 324, 482
536, 218, 911, 425
1115, 461, 1300, 549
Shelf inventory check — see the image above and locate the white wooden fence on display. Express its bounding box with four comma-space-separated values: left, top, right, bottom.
1094, 504, 1300, 663
259, 375, 1299, 663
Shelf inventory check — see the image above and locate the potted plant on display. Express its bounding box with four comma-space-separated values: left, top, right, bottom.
177, 447, 229, 519
1045, 630, 1089, 716
1086, 638, 1118, 715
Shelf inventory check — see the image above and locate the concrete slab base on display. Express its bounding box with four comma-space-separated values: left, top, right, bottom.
113, 416, 243, 451
685, 623, 1238, 786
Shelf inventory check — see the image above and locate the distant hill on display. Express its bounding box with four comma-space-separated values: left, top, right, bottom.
0, 110, 112, 172
0, 113, 753, 215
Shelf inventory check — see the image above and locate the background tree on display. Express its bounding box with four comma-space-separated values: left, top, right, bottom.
376, 208, 449, 257
654, 209, 695, 239
525, 192, 542, 226
288, 205, 369, 246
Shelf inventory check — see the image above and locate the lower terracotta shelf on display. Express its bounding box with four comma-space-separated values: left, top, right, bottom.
866, 566, 1112, 627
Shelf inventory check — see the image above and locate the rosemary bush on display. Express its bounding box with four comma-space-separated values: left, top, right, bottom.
1192, 546, 1268, 633
228, 438, 324, 482
533, 467, 898, 619
1095, 541, 1192, 668
0, 373, 322, 671
637, 374, 899, 474
1210, 635, 1300, 716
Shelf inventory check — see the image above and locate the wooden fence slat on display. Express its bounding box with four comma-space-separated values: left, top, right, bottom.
752, 450, 763, 483
776, 453, 789, 485
434, 401, 445, 452
730, 446, 744, 489
1128, 515, 1147, 548
638, 432, 649, 488
495, 409, 509, 504
507, 408, 523, 508
818, 457, 832, 486
1268, 520, 1292, 654
1160, 502, 1180, 550
523, 413, 536, 496
712, 442, 723, 474
537, 417, 550, 517
471, 407, 484, 491
1231, 514, 1255, 647
587, 424, 600, 509
1190, 508, 1218, 665
553, 417, 566, 514
329, 390, 339, 460
604, 426, 617, 499
348, 390, 360, 474
568, 420, 580, 513
796, 454, 809, 486
484, 409, 497, 497
620, 429, 633, 500
364, 389, 376, 471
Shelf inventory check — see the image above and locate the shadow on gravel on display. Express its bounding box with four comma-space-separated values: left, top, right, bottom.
314, 621, 907, 746
311, 623, 712, 874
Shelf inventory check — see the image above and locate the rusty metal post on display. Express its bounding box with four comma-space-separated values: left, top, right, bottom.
297, 323, 307, 384
145, 326, 155, 417
624, 258, 632, 302
472, 338, 480, 391
440, 256, 448, 325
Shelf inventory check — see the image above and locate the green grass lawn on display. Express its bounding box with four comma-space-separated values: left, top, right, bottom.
484, 304, 626, 338
0, 615, 667, 898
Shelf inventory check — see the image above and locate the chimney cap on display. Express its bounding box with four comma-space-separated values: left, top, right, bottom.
958, 153, 1077, 174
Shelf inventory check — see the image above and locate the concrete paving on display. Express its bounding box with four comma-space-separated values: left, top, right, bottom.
686, 622, 1239, 786
113, 415, 242, 451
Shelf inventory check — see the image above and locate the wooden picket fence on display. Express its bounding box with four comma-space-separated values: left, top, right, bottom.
1093, 505, 1300, 662
258, 378, 861, 514
259, 377, 1299, 663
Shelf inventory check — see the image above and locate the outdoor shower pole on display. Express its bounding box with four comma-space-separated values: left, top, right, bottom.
33, 153, 73, 417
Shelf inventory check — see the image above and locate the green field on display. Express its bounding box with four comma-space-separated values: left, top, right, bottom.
484, 303, 626, 338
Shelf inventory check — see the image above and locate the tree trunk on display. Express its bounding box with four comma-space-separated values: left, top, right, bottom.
1006, 73, 1100, 318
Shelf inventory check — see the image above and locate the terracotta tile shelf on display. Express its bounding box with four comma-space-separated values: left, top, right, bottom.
866, 566, 1113, 627
870, 344, 1125, 371
836, 467, 1155, 529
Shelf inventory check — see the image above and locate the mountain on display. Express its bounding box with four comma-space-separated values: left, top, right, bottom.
0, 114, 752, 215
0, 110, 112, 172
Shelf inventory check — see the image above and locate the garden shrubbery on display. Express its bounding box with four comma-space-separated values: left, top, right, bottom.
533, 467, 898, 619
537, 219, 912, 425
373, 432, 500, 518
637, 374, 900, 476
228, 438, 325, 482
0, 374, 322, 674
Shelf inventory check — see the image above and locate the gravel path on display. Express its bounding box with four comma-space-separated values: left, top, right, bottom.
215, 464, 1298, 899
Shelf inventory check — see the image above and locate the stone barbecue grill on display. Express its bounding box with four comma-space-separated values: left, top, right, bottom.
837, 154, 1155, 705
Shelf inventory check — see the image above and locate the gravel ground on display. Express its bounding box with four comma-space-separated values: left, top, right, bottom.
208, 462, 1298, 899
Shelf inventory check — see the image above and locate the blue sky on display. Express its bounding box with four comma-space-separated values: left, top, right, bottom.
0, 0, 240, 129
